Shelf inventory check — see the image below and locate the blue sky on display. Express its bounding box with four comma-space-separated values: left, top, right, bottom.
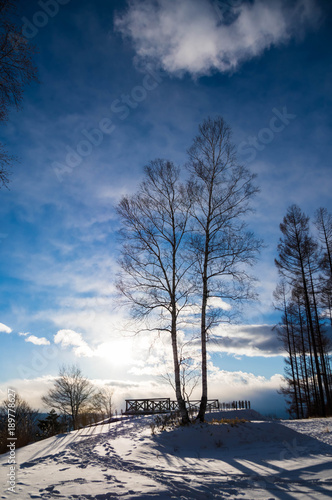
0, 0, 332, 417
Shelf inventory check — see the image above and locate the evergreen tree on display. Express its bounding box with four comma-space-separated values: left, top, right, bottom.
275, 205, 332, 417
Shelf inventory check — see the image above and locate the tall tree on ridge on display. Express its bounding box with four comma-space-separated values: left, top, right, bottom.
117, 160, 193, 424
187, 116, 262, 422
315, 208, 332, 326
275, 204, 330, 417
315, 208, 332, 278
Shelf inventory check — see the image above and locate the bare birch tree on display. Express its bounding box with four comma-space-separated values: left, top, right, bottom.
187, 116, 261, 421
117, 160, 193, 424
160, 339, 200, 405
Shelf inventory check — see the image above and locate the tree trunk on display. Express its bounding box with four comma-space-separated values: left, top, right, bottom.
308, 261, 332, 413
297, 301, 311, 416
171, 321, 190, 424
291, 322, 302, 418
284, 308, 299, 418
197, 275, 208, 422
197, 216, 211, 423
301, 270, 326, 417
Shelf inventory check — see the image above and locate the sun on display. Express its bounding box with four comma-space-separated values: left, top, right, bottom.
96, 339, 134, 367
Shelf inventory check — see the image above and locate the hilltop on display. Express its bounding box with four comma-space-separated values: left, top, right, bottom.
1, 410, 332, 499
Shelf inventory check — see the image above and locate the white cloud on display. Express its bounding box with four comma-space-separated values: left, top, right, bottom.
206, 369, 285, 415
209, 368, 283, 391
115, 0, 320, 77
0, 375, 56, 409
0, 322, 12, 334
48, 307, 121, 341
25, 335, 50, 346
207, 324, 284, 357
53, 325, 163, 366
54, 329, 94, 357
0, 369, 285, 416
208, 297, 232, 311
18, 332, 29, 336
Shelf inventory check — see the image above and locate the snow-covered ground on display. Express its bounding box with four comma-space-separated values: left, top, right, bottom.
1, 409, 332, 499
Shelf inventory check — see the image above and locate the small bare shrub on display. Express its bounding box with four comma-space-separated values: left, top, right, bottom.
152, 412, 181, 433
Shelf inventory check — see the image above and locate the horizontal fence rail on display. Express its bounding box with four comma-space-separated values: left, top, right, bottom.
125, 398, 171, 414
125, 398, 250, 415
220, 400, 251, 410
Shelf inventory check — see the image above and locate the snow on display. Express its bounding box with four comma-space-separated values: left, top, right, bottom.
1, 410, 332, 499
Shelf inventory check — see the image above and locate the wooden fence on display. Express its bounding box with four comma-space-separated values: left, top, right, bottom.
220, 400, 251, 410
124, 398, 249, 415
125, 398, 171, 414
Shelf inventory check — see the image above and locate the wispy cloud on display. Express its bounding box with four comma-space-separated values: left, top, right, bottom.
25, 335, 50, 346
115, 0, 320, 77
54, 329, 94, 357
208, 297, 232, 311
0, 322, 12, 334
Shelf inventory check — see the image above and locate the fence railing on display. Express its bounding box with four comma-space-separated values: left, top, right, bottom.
220, 400, 251, 410
125, 398, 171, 414
125, 398, 250, 415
